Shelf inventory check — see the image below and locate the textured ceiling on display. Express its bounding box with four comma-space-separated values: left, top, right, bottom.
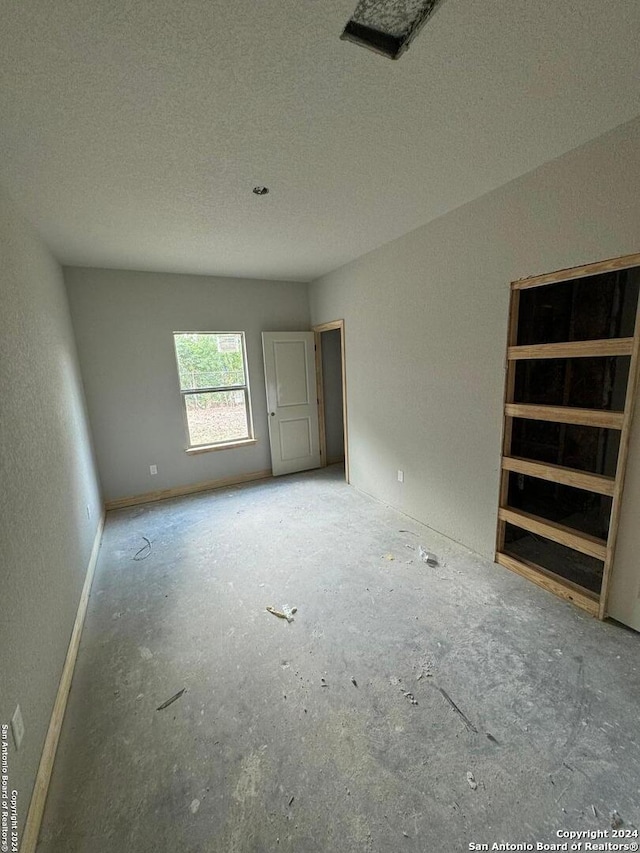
1, 0, 640, 282
351, 0, 441, 38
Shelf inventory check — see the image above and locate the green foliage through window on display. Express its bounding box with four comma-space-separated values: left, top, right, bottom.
174, 332, 245, 390
173, 333, 252, 447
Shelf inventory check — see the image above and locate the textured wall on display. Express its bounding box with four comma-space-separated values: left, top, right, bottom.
321, 329, 345, 462
64, 268, 310, 502
309, 115, 640, 630
0, 187, 102, 834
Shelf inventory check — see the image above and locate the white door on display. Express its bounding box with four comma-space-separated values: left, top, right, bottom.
262, 332, 321, 476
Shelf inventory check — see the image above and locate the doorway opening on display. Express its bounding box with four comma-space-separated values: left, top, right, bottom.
313, 320, 349, 483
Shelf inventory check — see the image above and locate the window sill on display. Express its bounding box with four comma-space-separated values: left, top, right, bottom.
185, 438, 257, 456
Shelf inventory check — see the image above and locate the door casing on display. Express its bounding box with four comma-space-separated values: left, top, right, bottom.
312, 319, 349, 484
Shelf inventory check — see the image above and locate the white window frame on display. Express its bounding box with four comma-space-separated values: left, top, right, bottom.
173, 331, 255, 453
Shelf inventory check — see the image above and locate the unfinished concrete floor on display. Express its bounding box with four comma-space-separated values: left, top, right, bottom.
38, 465, 640, 851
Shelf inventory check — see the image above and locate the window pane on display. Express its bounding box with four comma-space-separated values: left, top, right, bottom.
174, 333, 246, 390
184, 391, 248, 446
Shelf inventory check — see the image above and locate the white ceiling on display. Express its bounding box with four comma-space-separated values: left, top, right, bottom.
1, 0, 640, 282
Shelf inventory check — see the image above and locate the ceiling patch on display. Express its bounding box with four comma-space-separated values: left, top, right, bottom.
341, 0, 446, 59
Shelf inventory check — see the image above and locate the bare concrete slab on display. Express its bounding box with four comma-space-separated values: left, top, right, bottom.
38, 465, 640, 851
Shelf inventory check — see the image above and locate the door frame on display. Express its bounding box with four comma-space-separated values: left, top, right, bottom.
312, 320, 349, 484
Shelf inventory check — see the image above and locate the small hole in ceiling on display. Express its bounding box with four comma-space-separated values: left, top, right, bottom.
253, 186, 269, 196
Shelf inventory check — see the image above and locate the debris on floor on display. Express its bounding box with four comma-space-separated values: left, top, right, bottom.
415, 657, 434, 680
402, 690, 418, 706
288, 796, 295, 807
351, 677, 358, 687
157, 688, 186, 711
591, 805, 597, 818
266, 606, 288, 620
383, 553, 395, 561
436, 687, 478, 733
266, 605, 297, 623
466, 771, 478, 790
610, 810, 623, 828
418, 546, 438, 566
133, 536, 152, 561
321, 677, 328, 687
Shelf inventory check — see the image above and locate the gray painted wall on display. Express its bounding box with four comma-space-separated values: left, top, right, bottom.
309, 115, 640, 630
64, 268, 310, 502
321, 329, 344, 462
0, 187, 101, 832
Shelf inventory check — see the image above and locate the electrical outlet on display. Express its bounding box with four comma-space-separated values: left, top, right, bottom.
149, 465, 158, 476
11, 705, 24, 751
397, 470, 404, 483
86, 505, 91, 520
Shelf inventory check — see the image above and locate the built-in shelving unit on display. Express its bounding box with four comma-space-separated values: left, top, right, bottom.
496, 252, 640, 618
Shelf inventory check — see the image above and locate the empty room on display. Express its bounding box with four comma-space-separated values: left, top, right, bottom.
3, 1, 640, 851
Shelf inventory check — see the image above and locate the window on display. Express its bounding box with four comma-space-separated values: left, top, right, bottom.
173, 332, 254, 450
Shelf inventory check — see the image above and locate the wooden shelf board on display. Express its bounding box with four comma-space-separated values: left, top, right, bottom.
502, 456, 615, 496
511, 252, 640, 290
504, 403, 624, 430
508, 338, 634, 361
495, 552, 600, 616
498, 507, 607, 560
